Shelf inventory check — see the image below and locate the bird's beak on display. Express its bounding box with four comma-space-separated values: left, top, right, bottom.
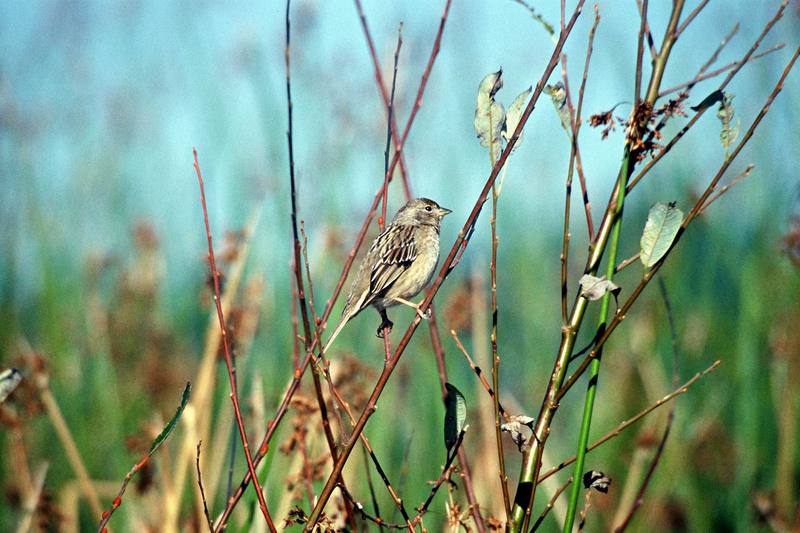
438, 207, 452, 217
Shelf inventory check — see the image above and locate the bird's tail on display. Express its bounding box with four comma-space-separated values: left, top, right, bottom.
322, 314, 350, 356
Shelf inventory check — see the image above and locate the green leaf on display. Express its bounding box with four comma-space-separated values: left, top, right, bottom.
444, 382, 466, 451
474, 70, 505, 157
717, 92, 740, 154
544, 82, 571, 134
0, 368, 22, 404
503, 86, 532, 149
640, 202, 683, 268
148, 382, 191, 456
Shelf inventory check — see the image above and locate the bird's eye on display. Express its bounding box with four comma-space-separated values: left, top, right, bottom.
425, 206, 432, 212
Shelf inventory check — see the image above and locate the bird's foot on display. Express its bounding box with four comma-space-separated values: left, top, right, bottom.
376, 318, 393, 338
392, 297, 431, 320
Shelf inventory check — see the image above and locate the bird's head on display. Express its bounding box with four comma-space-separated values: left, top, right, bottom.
393, 198, 452, 226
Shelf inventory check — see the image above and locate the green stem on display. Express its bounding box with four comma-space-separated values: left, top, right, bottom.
562, 2, 684, 529
562, 152, 630, 531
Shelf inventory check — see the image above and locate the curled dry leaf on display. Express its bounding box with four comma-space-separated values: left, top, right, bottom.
444, 382, 467, 452
503, 86, 532, 149
579, 274, 620, 301
501, 414, 535, 452
640, 202, 683, 268
690, 89, 724, 112
0, 368, 22, 404
717, 92, 740, 154
544, 82, 571, 134
474, 70, 505, 156
582, 470, 612, 493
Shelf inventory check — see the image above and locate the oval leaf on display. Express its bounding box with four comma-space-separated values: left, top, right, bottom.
0, 368, 22, 404
640, 202, 683, 268
544, 82, 571, 134
149, 382, 192, 456
474, 70, 505, 156
444, 382, 466, 452
503, 86, 532, 149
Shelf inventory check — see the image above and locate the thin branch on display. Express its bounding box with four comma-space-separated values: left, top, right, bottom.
560, 5, 600, 323
450, 330, 510, 421
635, 0, 657, 61
538, 360, 721, 484
563, 44, 800, 397
353, 0, 413, 203
530, 476, 571, 532
659, 43, 785, 98
675, 0, 711, 38
196, 442, 214, 533
284, 0, 357, 527
612, 280, 680, 532
305, 3, 586, 529
699, 164, 754, 214
381, 25, 403, 230
628, 1, 788, 193
193, 149, 275, 531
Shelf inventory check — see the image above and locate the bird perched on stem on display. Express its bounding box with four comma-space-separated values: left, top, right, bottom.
324, 198, 451, 354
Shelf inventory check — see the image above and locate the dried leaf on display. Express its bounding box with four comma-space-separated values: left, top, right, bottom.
579, 274, 620, 301
717, 92, 740, 153
444, 382, 467, 451
474, 70, 505, 157
690, 89, 724, 112
582, 470, 612, 493
640, 202, 683, 268
0, 368, 22, 404
544, 82, 571, 134
502, 86, 532, 149
149, 382, 191, 455
501, 414, 535, 452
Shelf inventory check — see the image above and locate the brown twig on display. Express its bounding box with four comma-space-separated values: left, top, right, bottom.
450, 330, 510, 421
658, 43, 785, 98
353, 0, 412, 204
193, 150, 275, 531
628, 1, 788, 193
284, 2, 357, 527
538, 360, 721, 484
675, 0, 710, 38
562, 45, 800, 399
380, 24, 403, 230
611, 280, 680, 532
196, 442, 214, 533
305, 3, 586, 528
530, 476, 572, 532
635, 0, 657, 61
560, 5, 600, 323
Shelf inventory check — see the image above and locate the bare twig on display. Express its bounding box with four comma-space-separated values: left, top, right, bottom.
538, 360, 721, 484
628, 1, 788, 193
353, 0, 412, 203
563, 45, 800, 398
530, 476, 571, 532
196, 442, 214, 533
305, 3, 586, 529
193, 149, 275, 531
675, 0, 710, 38
560, 5, 600, 322
612, 280, 680, 532
284, 0, 357, 527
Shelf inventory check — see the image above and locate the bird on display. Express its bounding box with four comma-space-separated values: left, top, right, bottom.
323, 198, 452, 354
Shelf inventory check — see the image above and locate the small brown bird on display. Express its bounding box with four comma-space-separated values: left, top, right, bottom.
324, 198, 451, 353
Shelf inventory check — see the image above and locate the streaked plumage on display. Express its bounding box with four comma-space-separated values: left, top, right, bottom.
324, 198, 451, 353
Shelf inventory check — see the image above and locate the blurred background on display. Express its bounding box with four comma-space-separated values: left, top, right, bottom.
1, 0, 799, 531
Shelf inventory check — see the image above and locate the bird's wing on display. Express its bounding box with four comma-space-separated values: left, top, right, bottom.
367, 224, 417, 301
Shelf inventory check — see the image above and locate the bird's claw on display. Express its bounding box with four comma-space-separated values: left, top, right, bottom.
376, 319, 394, 338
